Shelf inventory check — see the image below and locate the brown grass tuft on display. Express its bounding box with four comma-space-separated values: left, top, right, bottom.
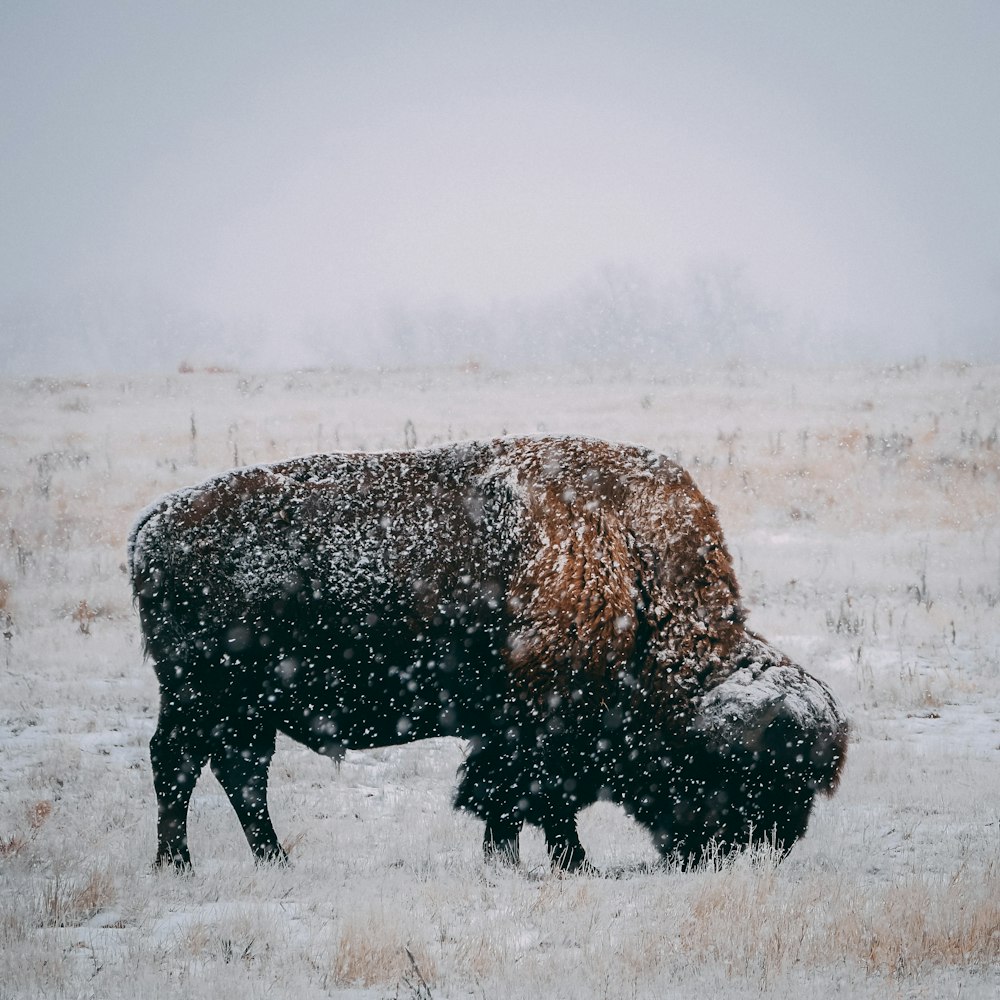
0, 800, 53, 857
71, 599, 98, 634
42, 870, 116, 928
27, 800, 52, 830
333, 916, 437, 988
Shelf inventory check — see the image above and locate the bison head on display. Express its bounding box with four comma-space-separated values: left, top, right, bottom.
623, 655, 848, 868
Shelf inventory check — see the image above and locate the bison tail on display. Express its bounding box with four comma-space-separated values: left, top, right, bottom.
127, 498, 167, 588
127, 501, 190, 672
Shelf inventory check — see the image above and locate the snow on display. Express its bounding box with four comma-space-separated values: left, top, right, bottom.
1, 360, 999, 998
696, 663, 843, 751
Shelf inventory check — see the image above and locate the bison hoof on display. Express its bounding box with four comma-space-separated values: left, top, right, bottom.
153, 852, 193, 873
549, 849, 597, 876
484, 842, 521, 867
555, 859, 601, 877
255, 848, 290, 867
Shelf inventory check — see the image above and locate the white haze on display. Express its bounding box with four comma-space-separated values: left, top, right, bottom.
2, 1, 999, 374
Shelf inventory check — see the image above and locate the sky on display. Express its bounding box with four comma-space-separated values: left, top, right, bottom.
2, 1, 999, 373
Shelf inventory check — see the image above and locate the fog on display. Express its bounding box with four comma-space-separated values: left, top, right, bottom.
2, 1, 998, 374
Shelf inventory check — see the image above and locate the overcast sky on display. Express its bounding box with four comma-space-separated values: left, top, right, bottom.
2, 1, 998, 372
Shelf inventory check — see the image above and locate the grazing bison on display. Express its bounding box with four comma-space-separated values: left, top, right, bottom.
129, 436, 846, 871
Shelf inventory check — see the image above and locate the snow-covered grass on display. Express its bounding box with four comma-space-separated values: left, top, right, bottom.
1, 359, 998, 998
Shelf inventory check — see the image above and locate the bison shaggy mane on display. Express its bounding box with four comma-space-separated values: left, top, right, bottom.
129, 435, 847, 871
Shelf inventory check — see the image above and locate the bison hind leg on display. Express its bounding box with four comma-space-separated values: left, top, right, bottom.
151, 698, 212, 870
209, 717, 286, 865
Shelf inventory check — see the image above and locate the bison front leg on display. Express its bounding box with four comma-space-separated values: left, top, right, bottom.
209, 718, 286, 865
456, 731, 596, 872
483, 814, 523, 865
542, 812, 591, 873
455, 735, 525, 866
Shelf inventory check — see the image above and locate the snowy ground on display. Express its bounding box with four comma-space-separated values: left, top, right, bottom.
1, 359, 998, 999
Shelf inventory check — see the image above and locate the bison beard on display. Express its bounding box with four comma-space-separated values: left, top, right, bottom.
129, 436, 847, 872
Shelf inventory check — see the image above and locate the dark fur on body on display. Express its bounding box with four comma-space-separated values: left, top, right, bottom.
129, 436, 847, 871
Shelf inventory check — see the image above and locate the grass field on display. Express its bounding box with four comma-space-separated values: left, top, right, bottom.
1, 359, 998, 998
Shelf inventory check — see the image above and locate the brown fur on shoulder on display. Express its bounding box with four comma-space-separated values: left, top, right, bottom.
495, 437, 746, 729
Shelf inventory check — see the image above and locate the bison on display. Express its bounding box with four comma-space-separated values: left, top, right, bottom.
129, 435, 846, 872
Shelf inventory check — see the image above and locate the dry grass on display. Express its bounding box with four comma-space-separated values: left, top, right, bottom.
71, 598, 99, 634
0, 799, 52, 858
677, 850, 1000, 980
333, 915, 437, 988
42, 869, 117, 928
